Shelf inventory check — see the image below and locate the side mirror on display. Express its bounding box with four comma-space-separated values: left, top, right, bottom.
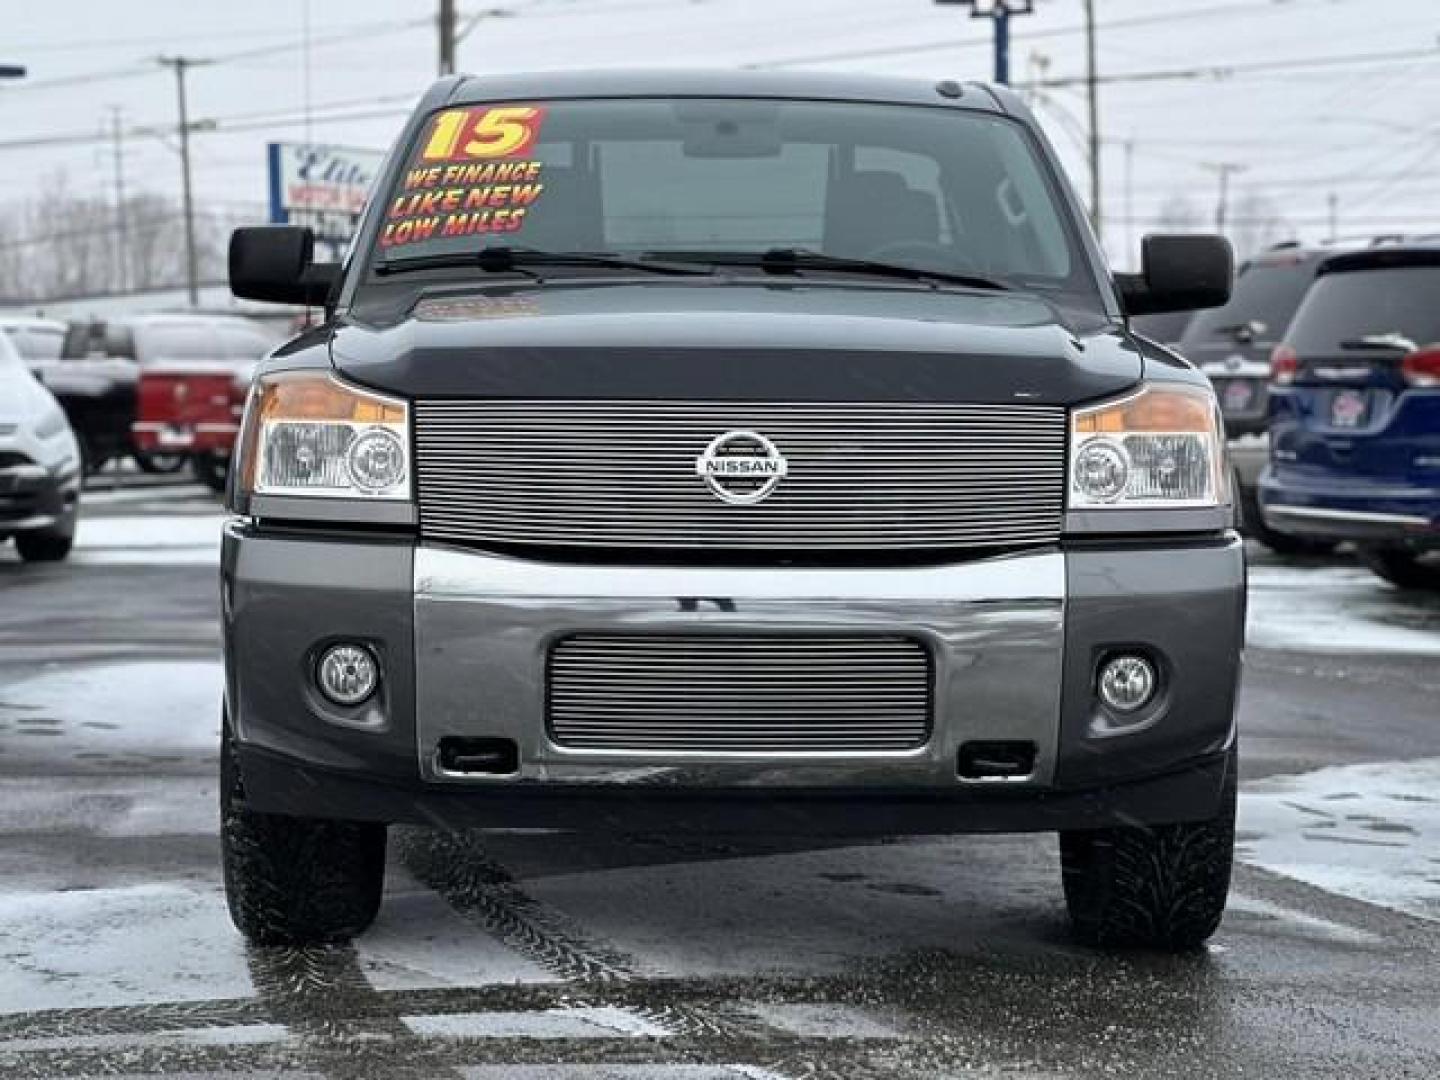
229, 226, 338, 306
1116, 234, 1233, 317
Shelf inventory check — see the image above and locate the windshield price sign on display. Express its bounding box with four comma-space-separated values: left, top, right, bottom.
380, 105, 550, 249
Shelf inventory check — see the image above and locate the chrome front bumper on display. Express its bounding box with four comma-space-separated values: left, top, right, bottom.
414, 546, 1065, 789
223, 523, 1243, 829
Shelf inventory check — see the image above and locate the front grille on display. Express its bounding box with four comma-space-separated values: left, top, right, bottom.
548, 634, 932, 753
414, 400, 1066, 552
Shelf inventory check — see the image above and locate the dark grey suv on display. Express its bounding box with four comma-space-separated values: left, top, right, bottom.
219, 70, 1242, 953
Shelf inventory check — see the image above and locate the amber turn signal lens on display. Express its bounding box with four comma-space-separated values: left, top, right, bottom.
255, 371, 405, 424
1073, 384, 1217, 435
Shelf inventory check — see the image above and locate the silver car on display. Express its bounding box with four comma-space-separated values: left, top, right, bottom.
0, 329, 82, 562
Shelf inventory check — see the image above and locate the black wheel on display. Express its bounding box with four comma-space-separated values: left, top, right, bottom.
1239, 483, 1335, 556
192, 452, 230, 494
1357, 546, 1440, 591
15, 528, 74, 563
134, 451, 186, 474
1060, 750, 1236, 951
221, 725, 386, 945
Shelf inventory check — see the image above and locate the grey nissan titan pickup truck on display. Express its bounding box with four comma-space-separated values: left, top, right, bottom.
221, 70, 1241, 951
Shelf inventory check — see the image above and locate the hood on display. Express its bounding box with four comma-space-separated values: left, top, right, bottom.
332, 282, 1142, 405
0, 363, 51, 426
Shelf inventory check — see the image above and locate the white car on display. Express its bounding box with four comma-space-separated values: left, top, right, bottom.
0, 329, 82, 562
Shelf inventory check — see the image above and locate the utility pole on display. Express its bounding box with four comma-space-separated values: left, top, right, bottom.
438, 0, 457, 76
157, 55, 211, 307
108, 107, 129, 293
1203, 162, 1246, 234
1327, 192, 1338, 240
1084, 0, 1101, 240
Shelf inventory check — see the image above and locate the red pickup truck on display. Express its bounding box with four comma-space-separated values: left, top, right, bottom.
127, 315, 274, 491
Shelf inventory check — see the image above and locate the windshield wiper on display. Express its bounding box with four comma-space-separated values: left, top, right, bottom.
1339, 332, 1417, 352
649, 248, 1011, 293
375, 246, 712, 278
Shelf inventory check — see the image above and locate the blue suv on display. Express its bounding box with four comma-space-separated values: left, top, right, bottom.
1258, 241, 1440, 588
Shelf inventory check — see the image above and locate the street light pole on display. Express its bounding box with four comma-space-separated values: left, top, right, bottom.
935, 0, 1035, 87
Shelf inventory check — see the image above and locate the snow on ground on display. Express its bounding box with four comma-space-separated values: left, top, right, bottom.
72, 512, 225, 566
1238, 757, 1440, 923
0, 884, 254, 1013
402, 1006, 672, 1040
1245, 562, 1440, 657
356, 875, 554, 990
0, 660, 222, 765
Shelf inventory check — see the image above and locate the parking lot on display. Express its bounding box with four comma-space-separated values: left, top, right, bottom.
1, 477, 1437, 1079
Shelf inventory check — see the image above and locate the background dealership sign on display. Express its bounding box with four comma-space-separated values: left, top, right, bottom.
267, 143, 386, 253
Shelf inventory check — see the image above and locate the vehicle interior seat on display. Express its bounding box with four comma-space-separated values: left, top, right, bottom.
824, 169, 941, 258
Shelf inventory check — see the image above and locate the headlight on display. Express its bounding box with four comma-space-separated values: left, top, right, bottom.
1070, 384, 1225, 509
238, 372, 409, 500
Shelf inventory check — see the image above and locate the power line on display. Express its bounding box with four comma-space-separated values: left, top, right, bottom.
753, 0, 1366, 69
1020, 44, 1440, 91
4, 16, 429, 95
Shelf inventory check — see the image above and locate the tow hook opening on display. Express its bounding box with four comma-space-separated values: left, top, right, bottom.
958, 740, 1037, 782
438, 737, 519, 776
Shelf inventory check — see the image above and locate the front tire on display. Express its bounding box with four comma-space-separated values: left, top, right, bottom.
192, 452, 230, 494
134, 451, 186, 474
1357, 546, 1440, 591
15, 527, 74, 563
221, 726, 386, 945
1060, 750, 1236, 951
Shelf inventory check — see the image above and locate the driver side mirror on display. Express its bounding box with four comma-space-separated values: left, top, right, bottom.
229, 226, 338, 306
1116, 234, 1233, 317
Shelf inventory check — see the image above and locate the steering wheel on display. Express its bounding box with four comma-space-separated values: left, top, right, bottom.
864, 240, 979, 273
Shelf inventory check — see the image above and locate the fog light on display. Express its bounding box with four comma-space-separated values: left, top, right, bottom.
317, 644, 379, 706
1097, 654, 1156, 713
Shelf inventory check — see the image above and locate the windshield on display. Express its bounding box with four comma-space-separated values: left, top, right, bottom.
1287, 264, 1440, 354
366, 97, 1097, 302
1181, 256, 1315, 344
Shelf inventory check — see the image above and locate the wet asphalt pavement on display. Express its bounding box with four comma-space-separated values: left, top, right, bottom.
1, 481, 1438, 1078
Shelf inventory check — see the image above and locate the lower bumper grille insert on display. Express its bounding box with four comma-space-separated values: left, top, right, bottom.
548, 634, 932, 753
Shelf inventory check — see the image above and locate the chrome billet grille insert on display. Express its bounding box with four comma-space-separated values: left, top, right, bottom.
413, 400, 1066, 551
548, 634, 932, 753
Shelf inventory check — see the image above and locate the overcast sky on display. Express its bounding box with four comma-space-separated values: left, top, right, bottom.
3, 0, 1437, 267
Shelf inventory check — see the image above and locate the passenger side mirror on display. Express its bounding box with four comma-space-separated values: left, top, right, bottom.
1116, 234, 1233, 317
229, 226, 339, 306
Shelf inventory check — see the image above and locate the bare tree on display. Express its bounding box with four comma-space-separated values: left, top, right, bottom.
1228, 191, 1292, 259
0, 175, 264, 302
1154, 193, 1206, 233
